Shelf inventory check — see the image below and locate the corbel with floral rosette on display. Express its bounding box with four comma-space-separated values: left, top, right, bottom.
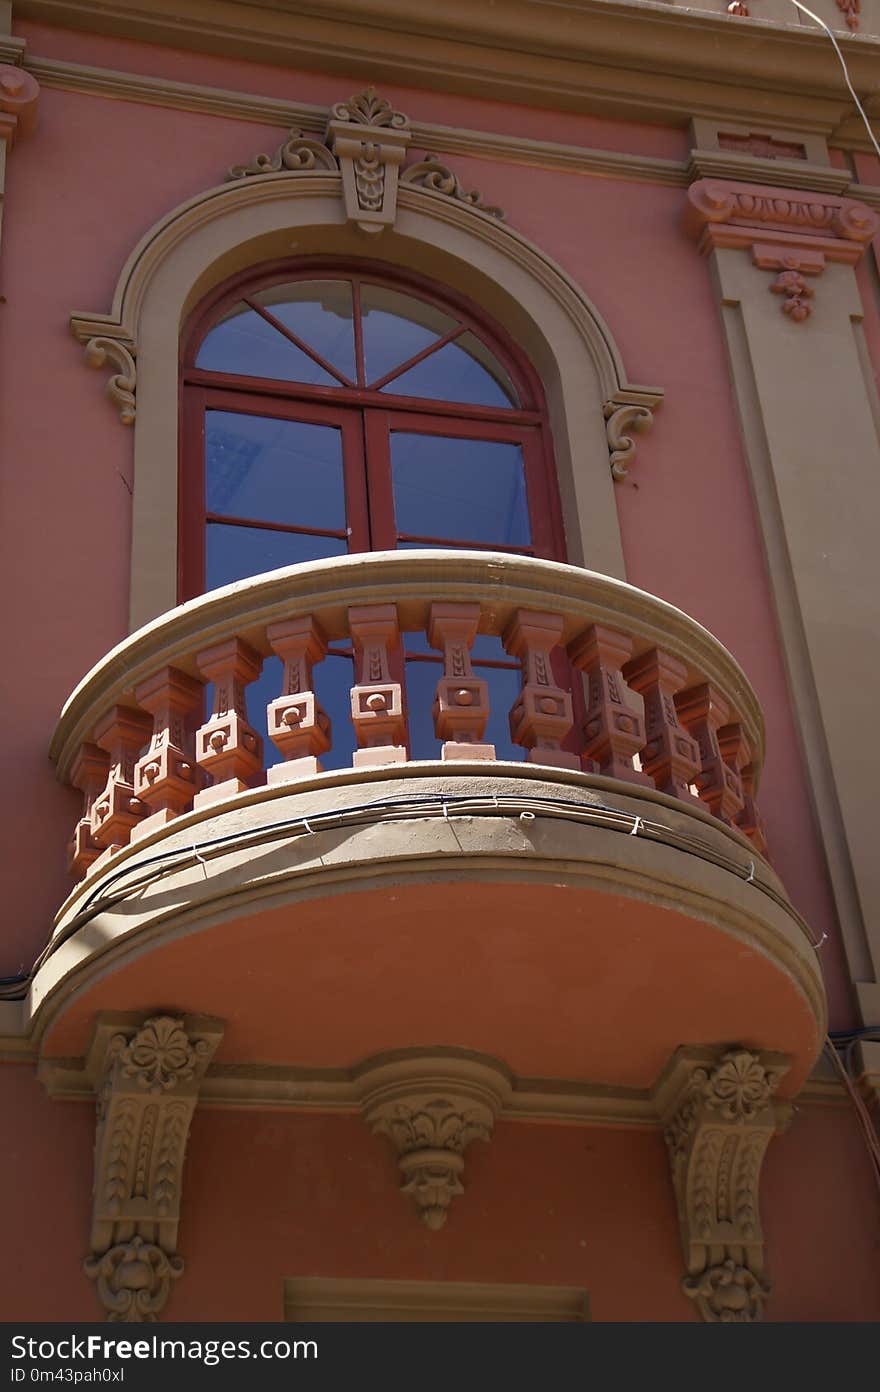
82, 1012, 223, 1321
356, 1051, 511, 1230
685, 179, 879, 323
657, 1045, 791, 1323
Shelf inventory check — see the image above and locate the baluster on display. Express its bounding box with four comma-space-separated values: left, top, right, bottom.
132, 667, 203, 836
503, 610, 579, 770
194, 638, 264, 806
719, 722, 768, 854
622, 648, 702, 804
266, 616, 331, 782
429, 602, 494, 761
569, 624, 651, 785
89, 706, 153, 854
68, 743, 111, 878
349, 604, 407, 767
676, 683, 745, 825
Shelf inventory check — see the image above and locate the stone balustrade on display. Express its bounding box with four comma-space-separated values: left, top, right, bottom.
52, 551, 767, 880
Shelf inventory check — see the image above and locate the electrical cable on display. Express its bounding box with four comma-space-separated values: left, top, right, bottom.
0, 788, 814, 1000
788, 0, 880, 163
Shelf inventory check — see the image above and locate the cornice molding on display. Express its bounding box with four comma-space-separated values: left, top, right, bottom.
22, 52, 880, 199
12, 0, 880, 139
36, 1042, 848, 1122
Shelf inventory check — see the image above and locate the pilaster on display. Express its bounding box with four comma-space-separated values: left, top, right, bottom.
685, 175, 880, 1021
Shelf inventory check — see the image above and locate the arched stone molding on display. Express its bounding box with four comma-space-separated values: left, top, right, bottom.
69, 170, 662, 631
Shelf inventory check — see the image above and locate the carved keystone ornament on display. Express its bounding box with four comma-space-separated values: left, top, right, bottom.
658, 1046, 790, 1322
83, 1014, 222, 1320
356, 1053, 511, 1229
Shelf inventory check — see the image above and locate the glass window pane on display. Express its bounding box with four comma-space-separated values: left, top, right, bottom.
402, 640, 524, 762
242, 652, 357, 774
206, 411, 346, 528
251, 281, 356, 383
361, 285, 458, 384
391, 433, 531, 547
382, 332, 517, 407
196, 302, 338, 386
206, 523, 347, 590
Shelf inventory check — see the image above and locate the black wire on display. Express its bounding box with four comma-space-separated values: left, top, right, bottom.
1, 790, 785, 1001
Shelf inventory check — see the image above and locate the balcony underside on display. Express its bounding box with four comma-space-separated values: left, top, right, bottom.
34, 764, 825, 1092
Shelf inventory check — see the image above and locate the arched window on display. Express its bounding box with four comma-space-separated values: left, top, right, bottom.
181, 260, 570, 765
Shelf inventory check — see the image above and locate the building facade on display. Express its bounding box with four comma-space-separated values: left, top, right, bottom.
1, 0, 879, 1323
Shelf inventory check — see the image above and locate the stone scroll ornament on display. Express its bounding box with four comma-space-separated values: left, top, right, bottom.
661, 1047, 790, 1322
84, 1015, 222, 1321
226, 88, 505, 233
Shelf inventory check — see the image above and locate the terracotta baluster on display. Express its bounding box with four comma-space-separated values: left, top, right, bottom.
429, 602, 494, 761
503, 610, 579, 770
265, 616, 331, 783
349, 604, 407, 767
132, 667, 203, 837
676, 683, 746, 826
89, 706, 153, 854
719, 722, 768, 854
622, 648, 702, 804
569, 624, 651, 785
194, 638, 264, 806
68, 743, 111, 879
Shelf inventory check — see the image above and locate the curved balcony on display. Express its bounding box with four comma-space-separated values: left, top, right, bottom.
37, 552, 825, 1092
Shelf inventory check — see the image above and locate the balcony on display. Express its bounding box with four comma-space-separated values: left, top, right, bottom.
36, 552, 825, 1093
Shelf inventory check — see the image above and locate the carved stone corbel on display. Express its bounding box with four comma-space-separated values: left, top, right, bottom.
658, 1046, 790, 1322
357, 1052, 511, 1229
603, 389, 662, 480
83, 1013, 222, 1321
83, 337, 137, 425
0, 63, 39, 252
325, 87, 411, 234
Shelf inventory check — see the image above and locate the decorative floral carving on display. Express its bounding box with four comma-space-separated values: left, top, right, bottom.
331, 87, 409, 130
683, 1258, 771, 1323
371, 1096, 493, 1229
226, 130, 338, 179
703, 1049, 782, 1121
114, 1016, 209, 1094
402, 154, 504, 220
84, 1238, 183, 1323
836, 0, 860, 29
603, 400, 655, 480
83, 337, 137, 425
359, 1053, 509, 1230
660, 1046, 788, 1323
771, 268, 814, 321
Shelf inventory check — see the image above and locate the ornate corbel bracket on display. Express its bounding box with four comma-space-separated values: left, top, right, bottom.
0, 63, 39, 253
684, 178, 879, 323
657, 1045, 791, 1322
83, 1013, 223, 1321
82, 336, 137, 425
603, 388, 663, 480
324, 87, 411, 235
356, 1051, 511, 1229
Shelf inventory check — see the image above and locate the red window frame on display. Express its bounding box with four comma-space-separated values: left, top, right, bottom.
180, 258, 567, 601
